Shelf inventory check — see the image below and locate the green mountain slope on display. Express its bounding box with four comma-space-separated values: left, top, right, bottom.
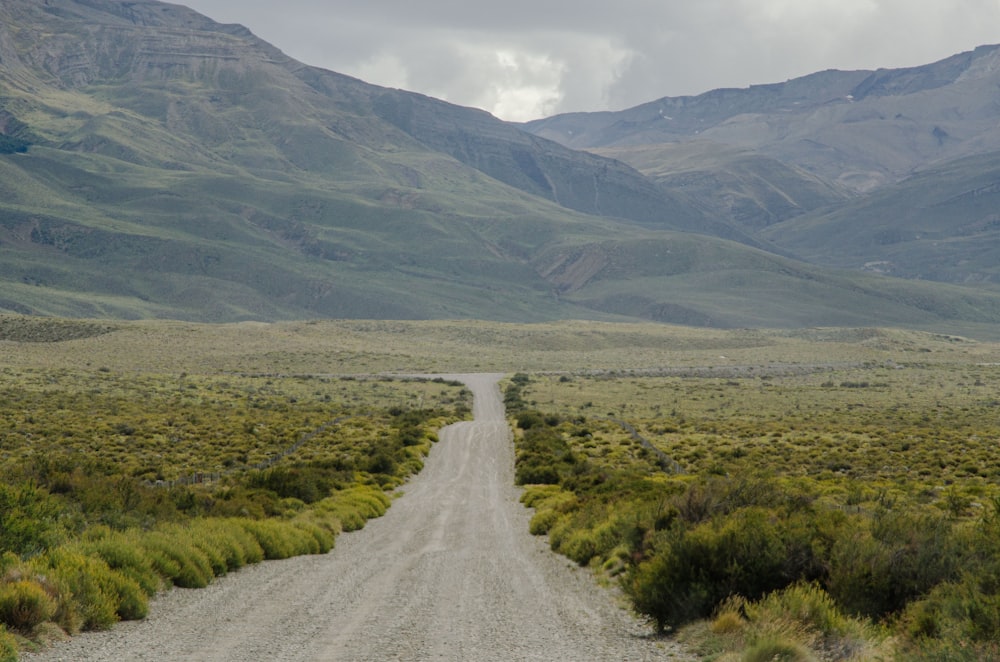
761, 151, 1000, 284
591, 141, 847, 232
1, 0, 1000, 332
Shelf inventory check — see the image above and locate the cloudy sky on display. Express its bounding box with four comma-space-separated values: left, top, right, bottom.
180, 1, 1000, 122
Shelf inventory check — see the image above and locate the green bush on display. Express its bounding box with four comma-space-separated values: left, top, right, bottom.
0, 580, 56, 631
107, 573, 148, 622
519, 484, 565, 508
248, 466, 337, 504
0, 483, 64, 556
190, 534, 229, 576
187, 519, 265, 571
744, 582, 851, 641
55, 540, 150, 622
901, 579, 1000, 643
138, 531, 214, 589
316, 486, 390, 531
239, 519, 317, 560
529, 508, 564, 535
78, 530, 161, 597
0, 625, 16, 662
32, 549, 119, 631
623, 507, 792, 631
741, 636, 815, 662
293, 520, 335, 554
827, 510, 960, 618
321, 502, 365, 532
514, 423, 581, 485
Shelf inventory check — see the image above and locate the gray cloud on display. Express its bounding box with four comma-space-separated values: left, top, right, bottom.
181, 0, 1000, 121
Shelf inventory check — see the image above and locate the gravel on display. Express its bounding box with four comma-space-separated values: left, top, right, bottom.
24, 373, 691, 661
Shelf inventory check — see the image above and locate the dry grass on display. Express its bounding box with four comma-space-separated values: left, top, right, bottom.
2, 316, 997, 375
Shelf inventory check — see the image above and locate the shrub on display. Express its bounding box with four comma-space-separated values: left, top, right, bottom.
741, 636, 816, 662
827, 510, 961, 618
78, 531, 161, 597
190, 534, 229, 576
138, 531, 214, 589
745, 582, 881, 659
519, 484, 565, 508
901, 579, 1000, 643
0, 483, 64, 556
248, 466, 336, 504
293, 520, 335, 554
107, 573, 148, 622
0, 580, 56, 631
523, 486, 577, 536
187, 519, 265, 571
0, 626, 16, 662
316, 486, 391, 532
322, 502, 365, 532
58, 540, 151, 622
529, 509, 564, 535
239, 519, 316, 560
516, 411, 545, 430
710, 607, 745, 635
32, 549, 120, 631
514, 426, 577, 485
623, 507, 792, 631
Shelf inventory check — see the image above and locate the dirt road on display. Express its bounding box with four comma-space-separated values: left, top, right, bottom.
26, 374, 689, 661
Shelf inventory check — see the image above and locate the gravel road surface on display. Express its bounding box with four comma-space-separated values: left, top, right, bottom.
25, 373, 690, 661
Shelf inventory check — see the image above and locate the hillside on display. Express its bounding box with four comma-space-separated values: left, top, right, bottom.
760, 150, 1000, 284
1, 0, 1000, 333
524, 44, 1000, 291
591, 141, 847, 232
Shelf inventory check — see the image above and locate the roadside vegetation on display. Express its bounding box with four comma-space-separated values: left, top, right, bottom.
509, 358, 1000, 660
3, 316, 1000, 660
0, 335, 470, 655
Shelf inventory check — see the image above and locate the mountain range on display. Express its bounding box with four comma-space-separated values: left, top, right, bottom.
1, 0, 1000, 335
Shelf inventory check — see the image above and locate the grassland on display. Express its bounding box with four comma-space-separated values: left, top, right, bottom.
2, 314, 1000, 659
504, 334, 1000, 660
0, 315, 475, 656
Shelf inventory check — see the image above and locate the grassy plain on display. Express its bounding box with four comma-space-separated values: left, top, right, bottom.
5, 315, 998, 374
3, 315, 1000, 660
0, 315, 476, 655
500, 328, 1000, 660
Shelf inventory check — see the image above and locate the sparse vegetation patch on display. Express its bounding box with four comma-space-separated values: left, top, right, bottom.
511, 353, 1000, 660
0, 332, 470, 655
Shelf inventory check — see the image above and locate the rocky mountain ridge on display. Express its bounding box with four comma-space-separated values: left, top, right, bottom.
524, 44, 1000, 193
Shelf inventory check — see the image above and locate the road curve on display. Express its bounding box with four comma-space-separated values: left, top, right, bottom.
26, 374, 689, 661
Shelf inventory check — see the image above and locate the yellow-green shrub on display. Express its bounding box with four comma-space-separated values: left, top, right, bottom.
528, 508, 565, 535
293, 520, 335, 554
316, 486, 391, 532
0, 625, 16, 662
31, 548, 144, 631
0, 579, 56, 631
522, 485, 577, 535
519, 484, 565, 508
741, 636, 815, 662
78, 530, 161, 597
239, 519, 317, 560
138, 532, 213, 589
188, 519, 265, 571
